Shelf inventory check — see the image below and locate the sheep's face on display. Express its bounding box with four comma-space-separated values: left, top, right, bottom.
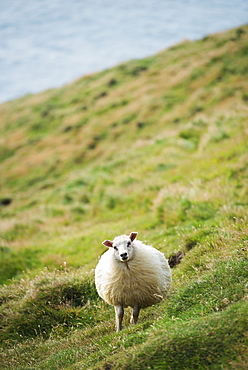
102, 232, 138, 262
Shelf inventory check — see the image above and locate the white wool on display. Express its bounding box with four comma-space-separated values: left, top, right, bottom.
95, 236, 172, 309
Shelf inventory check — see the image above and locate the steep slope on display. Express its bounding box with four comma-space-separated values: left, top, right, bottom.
1, 25, 247, 277
0, 25, 247, 370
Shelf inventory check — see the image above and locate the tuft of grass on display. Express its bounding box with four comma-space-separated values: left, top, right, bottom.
0, 269, 99, 343
167, 257, 248, 319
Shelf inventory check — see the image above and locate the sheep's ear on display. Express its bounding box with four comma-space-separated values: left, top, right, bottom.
129, 232, 138, 241
102, 240, 113, 248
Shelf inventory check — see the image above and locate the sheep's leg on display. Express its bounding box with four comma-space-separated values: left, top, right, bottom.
130, 304, 140, 325
115, 305, 124, 332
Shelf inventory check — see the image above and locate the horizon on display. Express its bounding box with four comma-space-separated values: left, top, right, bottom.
1, 0, 248, 103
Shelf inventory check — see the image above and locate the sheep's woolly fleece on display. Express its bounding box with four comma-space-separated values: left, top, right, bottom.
95, 234, 172, 309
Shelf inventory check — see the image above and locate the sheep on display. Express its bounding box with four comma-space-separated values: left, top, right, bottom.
95, 232, 172, 332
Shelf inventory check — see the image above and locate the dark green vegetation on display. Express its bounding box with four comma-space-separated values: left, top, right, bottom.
0, 25, 248, 369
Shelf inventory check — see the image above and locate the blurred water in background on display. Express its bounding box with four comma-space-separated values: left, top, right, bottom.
0, 0, 247, 103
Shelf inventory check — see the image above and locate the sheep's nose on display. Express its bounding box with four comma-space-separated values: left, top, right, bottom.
120, 253, 128, 260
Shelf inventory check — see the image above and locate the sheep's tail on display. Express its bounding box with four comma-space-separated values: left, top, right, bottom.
168, 251, 184, 268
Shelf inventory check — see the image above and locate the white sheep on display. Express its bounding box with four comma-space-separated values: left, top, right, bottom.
95, 232, 172, 332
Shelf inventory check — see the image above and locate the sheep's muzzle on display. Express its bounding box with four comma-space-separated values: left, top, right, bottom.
120, 253, 128, 261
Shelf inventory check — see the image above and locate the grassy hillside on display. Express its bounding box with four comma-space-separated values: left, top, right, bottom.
0, 25, 248, 369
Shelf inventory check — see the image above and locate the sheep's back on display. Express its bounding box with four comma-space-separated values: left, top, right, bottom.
95, 242, 171, 308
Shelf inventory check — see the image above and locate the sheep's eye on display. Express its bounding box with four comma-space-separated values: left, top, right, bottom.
114, 246, 118, 250
127, 241, 131, 247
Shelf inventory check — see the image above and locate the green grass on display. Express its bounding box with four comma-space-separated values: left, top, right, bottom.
99, 301, 248, 370
0, 25, 248, 369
